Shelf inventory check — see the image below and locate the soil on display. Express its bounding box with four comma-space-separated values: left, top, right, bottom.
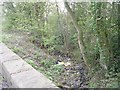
2, 29, 89, 88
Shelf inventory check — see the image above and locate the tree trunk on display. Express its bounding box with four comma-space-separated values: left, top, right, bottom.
95, 2, 110, 71
117, 2, 120, 87
55, 2, 69, 54
118, 2, 120, 49
64, 1, 90, 70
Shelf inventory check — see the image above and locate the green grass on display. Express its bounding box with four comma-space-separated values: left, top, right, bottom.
88, 77, 119, 88
11, 46, 23, 53
1, 32, 14, 43
27, 58, 64, 81
0, 26, 2, 42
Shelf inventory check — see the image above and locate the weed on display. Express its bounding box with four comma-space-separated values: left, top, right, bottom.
27, 58, 64, 81
12, 46, 22, 53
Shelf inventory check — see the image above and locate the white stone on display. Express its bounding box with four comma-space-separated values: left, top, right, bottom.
0, 53, 21, 63
0, 43, 58, 88
11, 69, 58, 88
0, 43, 11, 54
2, 59, 33, 75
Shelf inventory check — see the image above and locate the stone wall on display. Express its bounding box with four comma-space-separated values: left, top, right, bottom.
0, 43, 59, 88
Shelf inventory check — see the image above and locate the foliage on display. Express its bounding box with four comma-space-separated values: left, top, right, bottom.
2, 1, 120, 88
27, 59, 63, 81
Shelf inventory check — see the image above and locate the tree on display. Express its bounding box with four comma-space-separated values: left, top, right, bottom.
64, 1, 90, 70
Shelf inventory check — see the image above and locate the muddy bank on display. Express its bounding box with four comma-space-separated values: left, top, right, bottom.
2, 30, 89, 88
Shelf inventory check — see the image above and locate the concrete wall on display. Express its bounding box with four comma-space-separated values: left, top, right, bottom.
0, 43, 59, 88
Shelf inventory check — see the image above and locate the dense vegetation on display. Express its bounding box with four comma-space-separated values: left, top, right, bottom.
2, 1, 120, 88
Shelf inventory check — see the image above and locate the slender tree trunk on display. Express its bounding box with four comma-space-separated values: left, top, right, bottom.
64, 1, 90, 70
95, 2, 110, 71
118, 1, 120, 87
34, 2, 45, 48
55, 2, 69, 53
118, 2, 120, 49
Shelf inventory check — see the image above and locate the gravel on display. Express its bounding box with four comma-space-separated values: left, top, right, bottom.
0, 73, 9, 89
